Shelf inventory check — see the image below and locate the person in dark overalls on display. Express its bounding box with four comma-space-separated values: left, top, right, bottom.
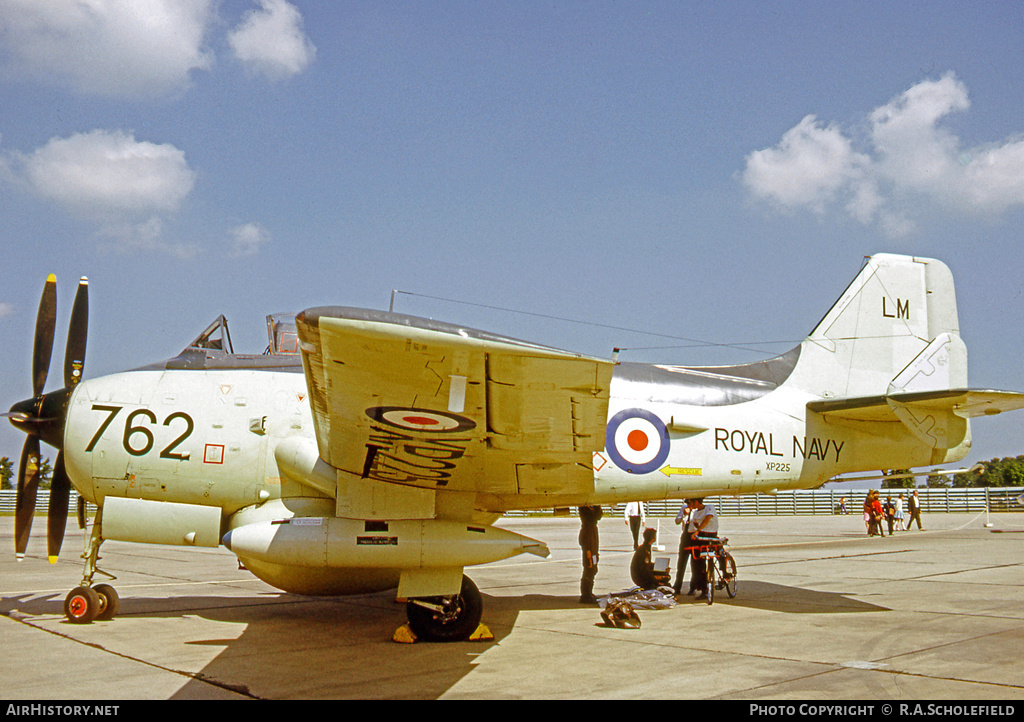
672, 499, 693, 596
578, 505, 603, 604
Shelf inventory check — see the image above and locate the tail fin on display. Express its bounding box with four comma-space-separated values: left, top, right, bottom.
798, 254, 1024, 464
799, 254, 963, 400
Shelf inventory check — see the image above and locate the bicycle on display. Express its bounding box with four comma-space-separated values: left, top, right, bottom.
688, 536, 738, 605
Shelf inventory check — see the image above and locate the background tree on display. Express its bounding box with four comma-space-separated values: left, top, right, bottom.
0, 457, 12, 490
38, 457, 53, 490
882, 469, 916, 488
955, 457, 1024, 487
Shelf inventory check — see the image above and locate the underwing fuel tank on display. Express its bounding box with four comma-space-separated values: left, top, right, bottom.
221, 517, 550, 570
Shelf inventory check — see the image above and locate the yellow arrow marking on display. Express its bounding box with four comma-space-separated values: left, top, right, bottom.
661, 466, 702, 477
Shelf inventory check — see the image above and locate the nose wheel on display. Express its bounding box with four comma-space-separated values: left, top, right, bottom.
63, 583, 119, 624
63, 508, 119, 624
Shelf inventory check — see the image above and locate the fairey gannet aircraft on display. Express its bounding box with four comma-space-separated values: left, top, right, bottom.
9, 253, 1024, 641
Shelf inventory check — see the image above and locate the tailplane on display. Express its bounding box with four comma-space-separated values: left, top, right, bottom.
797, 254, 1024, 458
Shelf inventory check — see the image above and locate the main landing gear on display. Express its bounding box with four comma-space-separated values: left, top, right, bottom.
401, 575, 488, 643
63, 508, 119, 624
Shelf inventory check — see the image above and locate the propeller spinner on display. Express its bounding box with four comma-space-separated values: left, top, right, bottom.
7, 275, 88, 562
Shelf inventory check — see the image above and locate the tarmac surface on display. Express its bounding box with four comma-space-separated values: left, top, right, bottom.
1, 509, 1022, 700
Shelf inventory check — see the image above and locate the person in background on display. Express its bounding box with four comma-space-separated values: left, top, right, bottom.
906, 489, 924, 530
630, 527, 669, 590
624, 501, 645, 550
895, 493, 906, 531
884, 495, 896, 536
864, 489, 872, 536
870, 491, 886, 537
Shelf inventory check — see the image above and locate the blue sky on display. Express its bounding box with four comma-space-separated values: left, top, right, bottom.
2, 0, 1024, 471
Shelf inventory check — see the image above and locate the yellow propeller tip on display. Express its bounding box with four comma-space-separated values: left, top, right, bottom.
46, 273, 57, 283
48, 556, 58, 564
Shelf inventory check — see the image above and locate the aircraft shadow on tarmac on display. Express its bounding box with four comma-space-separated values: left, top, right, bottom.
1, 582, 883, 699
704, 581, 889, 614
1, 589, 580, 700
168, 591, 587, 700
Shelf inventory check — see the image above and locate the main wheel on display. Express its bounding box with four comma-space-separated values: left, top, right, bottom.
705, 559, 715, 605
721, 553, 738, 598
406, 575, 483, 642
64, 586, 101, 624
92, 583, 120, 621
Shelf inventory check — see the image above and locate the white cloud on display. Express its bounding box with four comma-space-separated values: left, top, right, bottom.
229, 222, 271, 257
15, 130, 196, 218
227, 0, 316, 81
0, 0, 215, 98
0, 302, 14, 318
2, 130, 200, 256
742, 115, 869, 213
741, 72, 1024, 237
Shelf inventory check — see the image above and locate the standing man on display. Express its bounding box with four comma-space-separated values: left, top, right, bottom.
687, 498, 718, 599
907, 489, 924, 530
578, 505, 603, 604
624, 501, 645, 550
672, 499, 693, 596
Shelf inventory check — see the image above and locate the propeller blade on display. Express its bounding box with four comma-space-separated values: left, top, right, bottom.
77, 495, 87, 530
47, 451, 71, 563
15, 436, 41, 559
64, 277, 88, 389
32, 274, 57, 398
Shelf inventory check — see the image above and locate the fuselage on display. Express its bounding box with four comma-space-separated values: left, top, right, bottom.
62, 343, 967, 518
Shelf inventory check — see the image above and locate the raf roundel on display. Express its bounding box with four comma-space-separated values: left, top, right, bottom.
605, 408, 670, 474
366, 406, 476, 434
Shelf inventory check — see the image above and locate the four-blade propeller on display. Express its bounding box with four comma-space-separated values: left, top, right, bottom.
7, 275, 88, 562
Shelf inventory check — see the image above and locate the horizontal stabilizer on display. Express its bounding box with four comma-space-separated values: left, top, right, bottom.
809, 388, 1024, 448
810, 388, 1024, 420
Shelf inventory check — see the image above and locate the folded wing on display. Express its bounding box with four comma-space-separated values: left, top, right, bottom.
295, 308, 613, 497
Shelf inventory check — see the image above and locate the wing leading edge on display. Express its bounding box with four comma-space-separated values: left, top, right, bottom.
295, 307, 613, 499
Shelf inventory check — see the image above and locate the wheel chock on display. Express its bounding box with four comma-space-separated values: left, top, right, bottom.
392, 622, 493, 643
392, 623, 418, 644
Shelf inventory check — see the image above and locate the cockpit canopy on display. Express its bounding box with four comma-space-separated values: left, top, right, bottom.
187, 315, 234, 353
184, 313, 299, 355
266, 313, 299, 355
168, 313, 301, 370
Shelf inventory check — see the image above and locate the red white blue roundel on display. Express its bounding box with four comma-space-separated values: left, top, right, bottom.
367, 406, 476, 433
606, 408, 670, 474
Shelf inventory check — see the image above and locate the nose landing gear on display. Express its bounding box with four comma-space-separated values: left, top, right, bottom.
63, 508, 119, 624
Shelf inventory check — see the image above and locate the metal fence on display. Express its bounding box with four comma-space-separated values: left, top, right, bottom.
3, 487, 1022, 518
0, 491, 95, 516
548, 487, 1024, 518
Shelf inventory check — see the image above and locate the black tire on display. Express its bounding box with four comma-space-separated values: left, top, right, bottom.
406, 575, 483, 642
705, 559, 715, 605
64, 586, 100, 624
721, 553, 738, 598
92, 584, 119, 621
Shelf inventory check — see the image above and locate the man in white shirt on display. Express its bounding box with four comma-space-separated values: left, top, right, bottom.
624, 501, 645, 550
687, 498, 718, 538
686, 498, 718, 598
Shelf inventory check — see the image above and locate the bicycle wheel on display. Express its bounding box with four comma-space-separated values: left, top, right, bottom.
705, 557, 715, 605
721, 552, 738, 598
